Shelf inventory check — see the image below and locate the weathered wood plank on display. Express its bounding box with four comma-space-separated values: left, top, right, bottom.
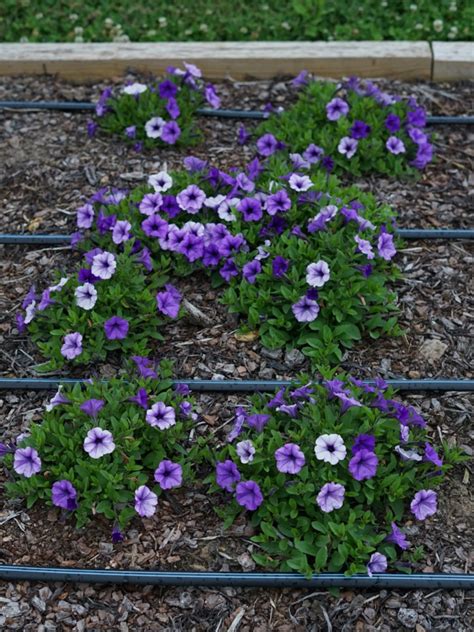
432, 42, 474, 81
0, 42, 432, 82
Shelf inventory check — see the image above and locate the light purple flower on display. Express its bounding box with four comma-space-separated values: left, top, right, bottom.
289, 174, 312, 192
148, 171, 173, 192
386, 522, 410, 550
83, 427, 115, 459
424, 443, 443, 467
75, 282, 97, 310
256, 133, 278, 157
326, 98, 349, 121
306, 260, 330, 287
354, 235, 375, 259
338, 136, 358, 159
303, 143, 324, 164
237, 197, 263, 222
316, 482, 345, 513
314, 434, 346, 465
411, 489, 437, 520
80, 399, 105, 418
161, 120, 181, 144
13, 447, 41, 477
77, 203, 94, 229
386, 136, 406, 155
385, 113, 400, 133
272, 255, 289, 279
235, 480, 263, 511
61, 332, 83, 360
177, 185, 206, 214
45, 387, 70, 412
91, 251, 116, 280
246, 413, 270, 432
275, 443, 306, 474
266, 190, 291, 215
145, 116, 165, 139
112, 220, 132, 245
125, 125, 136, 139
205, 84, 221, 108
146, 402, 176, 430
348, 449, 378, 480
154, 460, 183, 490
292, 296, 320, 323
377, 230, 397, 261
352, 434, 376, 454
166, 97, 180, 119
51, 480, 78, 510
134, 485, 158, 518
156, 285, 181, 318
236, 440, 255, 464
123, 82, 147, 96
104, 316, 129, 340
242, 259, 261, 284
139, 193, 163, 217
367, 552, 387, 577
216, 459, 241, 491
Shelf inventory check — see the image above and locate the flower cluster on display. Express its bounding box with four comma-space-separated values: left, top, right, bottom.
209, 376, 446, 576
90, 63, 220, 150
2, 364, 198, 532
252, 77, 434, 177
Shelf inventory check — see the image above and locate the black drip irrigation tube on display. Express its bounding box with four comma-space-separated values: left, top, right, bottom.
1, 229, 473, 246
0, 565, 472, 589
1, 377, 473, 392
0, 101, 474, 125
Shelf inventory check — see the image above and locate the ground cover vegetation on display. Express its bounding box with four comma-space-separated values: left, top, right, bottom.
1, 1, 471, 43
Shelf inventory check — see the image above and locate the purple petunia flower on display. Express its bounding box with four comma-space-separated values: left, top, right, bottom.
275, 443, 306, 474
112, 524, 124, 543
357, 263, 373, 277
236, 440, 255, 464
141, 214, 168, 239
129, 387, 149, 409
87, 120, 98, 137
91, 251, 116, 280
235, 480, 263, 511
37, 289, 54, 311
134, 485, 158, 518
205, 83, 221, 108
348, 449, 378, 480
104, 316, 129, 340
216, 459, 241, 492
125, 125, 136, 139
292, 69, 309, 87
220, 258, 239, 282
272, 255, 289, 279
45, 387, 71, 412
411, 142, 433, 169
321, 155, 334, 172
424, 443, 443, 467
314, 434, 346, 465
139, 192, 163, 216
350, 120, 371, 140
238, 124, 251, 145
154, 460, 183, 490
367, 552, 387, 577
166, 97, 180, 119
352, 434, 376, 454
159, 79, 177, 99
83, 427, 115, 459
266, 190, 291, 215
277, 403, 298, 417
61, 332, 83, 360
303, 143, 324, 164
411, 489, 437, 520
123, 82, 147, 96
177, 185, 206, 214
377, 229, 397, 261
156, 285, 182, 318
338, 136, 358, 159
148, 171, 173, 192
292, 296, 320, 323
161, 120, 181, 145
242, 259, 261, 284
80, 399, 105, 418
178, 232, 204, 262
136, 247, 153, 272
13, 446, 41, 477
326, 98, 349, 121
354, 235, 375, 259
316, 482, 345, 513
51, 480, 78, 511
146, 401, 176, 430
385, 113, 401, 133
386, 136, 406, 155
246, 413, 270, 432
386, 522, 410, 550
407, 126, 428, 145
183, 155, 207, 172
306, 260, 330, 287
407, 107, 426, 127
256, 133, 278, 157
77, 203, 94, 229
132, 355, 157, 379
237, 197, 263, 222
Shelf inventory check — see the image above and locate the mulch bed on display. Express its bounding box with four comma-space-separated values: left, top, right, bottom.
0, 74, 473, 630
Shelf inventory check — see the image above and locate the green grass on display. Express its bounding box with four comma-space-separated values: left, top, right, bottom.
1, 0, 472, 43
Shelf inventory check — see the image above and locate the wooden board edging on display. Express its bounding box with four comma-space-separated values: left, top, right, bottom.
432, 42, 474, 81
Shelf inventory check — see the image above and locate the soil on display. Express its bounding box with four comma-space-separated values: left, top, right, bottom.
0, 74, 473, 630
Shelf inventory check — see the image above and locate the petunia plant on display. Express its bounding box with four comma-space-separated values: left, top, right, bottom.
2, 363, 198, 535
252, 76, 434, 178
17, 244, 183, 370
89, 62, 220, 150
206, 376, 456, 577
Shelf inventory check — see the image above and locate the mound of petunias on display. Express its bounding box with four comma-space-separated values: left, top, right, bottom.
18, 243, 184, 370
252, 76, 434, 177
222, 176, 401, 365
90, 62, 220, 150
209, 376, 451, 576
2, 364, 197, 532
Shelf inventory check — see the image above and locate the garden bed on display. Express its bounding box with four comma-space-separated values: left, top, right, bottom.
0, 74, 473, 629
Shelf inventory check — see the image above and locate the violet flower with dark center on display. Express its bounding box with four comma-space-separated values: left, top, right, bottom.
91, 251, 116, 280
104, 316, 129, 340
61, 332, 83, 360
411, 489, 437, 520
112, 524, 124, 543
386, 136, 406, 155
183, 156, 208, 172
236, 440, 255, 464
80, 399, 105, 419
288, 173, 312, 192
154, 460, 183, 490
139, 192, 163, 216
303, 143, 324, 164
161, 194, 181, 217
158, 79, 177, 99
146, 402, 176, 430
136, 247, 153, 272
129, 387, 149, 409
321, 156, 334, 172
242, 259, 261, 284
235, 480, 263, 511
367, 552, 387, 577
292, 296, 319, 323
326, 97, 349, 121
306, 260, 330, 287
377, 228, 397, 261
51, 480, 78, 511
348, 449, 378, 480
83, 427, 115, 459
237, 197, 263, 222
385, 113, 400, 133
314, 434, 346, 465
177, 184, 206, 213
385, 522, 410, 550
178, 233, 204, 262
352, 434, 376, 454
256, 133, 278, 157
316, 482, 345, 513
132, 355, 158, 379
13, 447, 41, 477
156, 285, 182, 318
266, 190, 291, 215
350, 120, 371, 139
141, 214, 168, 239
246, 413, 270, 432
407, 107, 426, 127
148, 171, 173, 192
77, 203, 94, 229
166, 97, 180, 119
275, 443, 305, 474
134, 485, 158, 517
238, 124, 251, 145
161, 121, 181, 144
145, 116, 165, 139
75, 282, 98, 310
272, 255, 289, 279
424, 443, 443, 467
216, 459, 241, 492
357, 264, 373, 277
338, 136, 358, 159
219, 258, 239, 282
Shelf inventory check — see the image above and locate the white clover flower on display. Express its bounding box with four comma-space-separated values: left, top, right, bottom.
74, 36, 84, 43
433, 19, 444, 32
